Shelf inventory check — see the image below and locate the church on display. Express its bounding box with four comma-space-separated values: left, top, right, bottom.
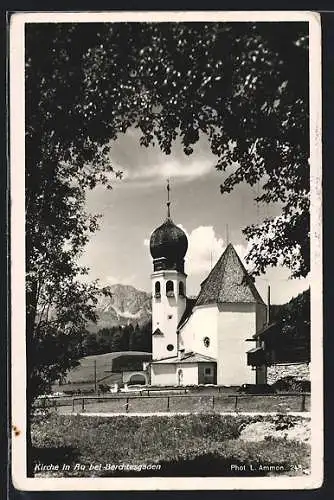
147, 187, 268, 387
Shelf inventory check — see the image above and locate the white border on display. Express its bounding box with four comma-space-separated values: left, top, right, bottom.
10, 10, 323, 491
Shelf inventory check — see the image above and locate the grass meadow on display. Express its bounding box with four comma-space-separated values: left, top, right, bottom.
31, 413, 310, 477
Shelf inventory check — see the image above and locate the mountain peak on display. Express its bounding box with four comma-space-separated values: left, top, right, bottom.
88, 283, 152, 333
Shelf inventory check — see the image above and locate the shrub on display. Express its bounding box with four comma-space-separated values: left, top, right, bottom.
272, 376, 311, 393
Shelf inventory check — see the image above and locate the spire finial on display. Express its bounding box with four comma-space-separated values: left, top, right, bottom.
167, 178, 171, 218
225, 224, 229, 245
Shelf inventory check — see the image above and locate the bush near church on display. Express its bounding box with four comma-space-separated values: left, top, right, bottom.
272, 376, 311, 393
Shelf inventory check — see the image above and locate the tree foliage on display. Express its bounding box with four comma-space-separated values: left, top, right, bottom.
27, 22, 309, 279
265, 289, 310, 363
276, 288, 310, 340
82, 321, 152, 357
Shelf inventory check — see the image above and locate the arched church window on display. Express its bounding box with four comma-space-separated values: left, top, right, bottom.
166, 280, 174, 297
155, 281, 161, 298
179, 281, 185, 297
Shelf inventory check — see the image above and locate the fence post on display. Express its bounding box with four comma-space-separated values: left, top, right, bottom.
212, 395, 215, 410
301, 394, 306, 412
234, 395, 238, 411
126, 397, 129, 413
72, 398, 75, 413
81, 398, 85, 412
167, 396, 170, 411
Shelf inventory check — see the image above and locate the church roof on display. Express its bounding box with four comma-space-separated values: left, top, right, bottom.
195, 243, 265, 306
177, 297, 197, 329
151, 351, 216, 364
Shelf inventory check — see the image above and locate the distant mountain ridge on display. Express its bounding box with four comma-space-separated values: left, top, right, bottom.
88, 284, 152, 333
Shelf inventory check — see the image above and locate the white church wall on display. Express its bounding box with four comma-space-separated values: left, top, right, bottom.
217, 303, 257, 386
177, 363, 198, 386
179, 302, 266, 386
150, 362, 199, 386
150, 363, 176, 386
179, 305, 218, 358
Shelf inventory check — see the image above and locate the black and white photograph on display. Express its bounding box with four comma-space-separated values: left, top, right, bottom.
10, 11, 322, 491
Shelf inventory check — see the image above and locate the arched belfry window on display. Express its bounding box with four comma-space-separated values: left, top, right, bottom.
179, 282, 185, 297
155, 281, 161, 298
166, 280, 174, 297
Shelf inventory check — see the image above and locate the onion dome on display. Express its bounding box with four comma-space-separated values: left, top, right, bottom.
150, 179, 188, 273
150, 217, 188, 261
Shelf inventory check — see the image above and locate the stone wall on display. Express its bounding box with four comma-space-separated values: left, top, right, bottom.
267, 363, 310, 385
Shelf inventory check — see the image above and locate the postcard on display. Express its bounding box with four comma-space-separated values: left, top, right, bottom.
10, 10, 322, 491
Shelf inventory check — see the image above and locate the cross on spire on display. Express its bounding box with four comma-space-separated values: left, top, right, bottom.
225, 224, 230, 245
167, 178, 171, 218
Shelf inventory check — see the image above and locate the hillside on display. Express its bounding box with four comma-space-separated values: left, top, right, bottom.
51, 351, 152, 393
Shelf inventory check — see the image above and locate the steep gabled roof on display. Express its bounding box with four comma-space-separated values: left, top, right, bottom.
195, 243, 265, 306
177, 297, 197, 329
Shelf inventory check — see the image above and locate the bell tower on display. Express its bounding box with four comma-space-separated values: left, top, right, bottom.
149, 180, 187, 360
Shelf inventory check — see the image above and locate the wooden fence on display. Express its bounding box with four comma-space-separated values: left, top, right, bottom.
66, 392, 310, 413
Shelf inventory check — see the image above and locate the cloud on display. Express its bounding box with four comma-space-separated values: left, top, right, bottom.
185, 226, 247, 275
184, 225, 224, 274
144, 224, 248, 276
108, 127, 216, 188
122, 158, 213, 186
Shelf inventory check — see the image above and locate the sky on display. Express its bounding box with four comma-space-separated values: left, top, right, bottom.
80, 127, 310, 305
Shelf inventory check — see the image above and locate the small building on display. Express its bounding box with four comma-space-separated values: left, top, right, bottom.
150, 352, 217, 386
247, 319, 310, 367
